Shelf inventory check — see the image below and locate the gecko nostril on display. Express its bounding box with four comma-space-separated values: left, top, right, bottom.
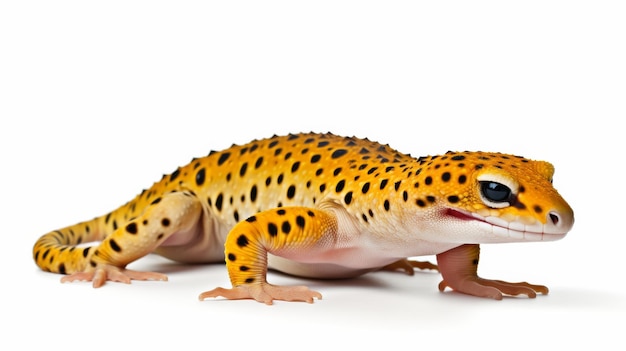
548, 212, 560, 226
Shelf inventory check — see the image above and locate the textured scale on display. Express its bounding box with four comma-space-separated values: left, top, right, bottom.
32, 132, 574, 304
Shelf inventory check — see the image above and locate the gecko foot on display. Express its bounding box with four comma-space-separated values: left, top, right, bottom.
438, 278, 548, 300
199, 283, 322, 305
61, 266, 168, 288
381, 258, 439, 275
436, 244, 549, 300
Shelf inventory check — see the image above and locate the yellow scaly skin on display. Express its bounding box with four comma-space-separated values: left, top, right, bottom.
32, 132, 574, 304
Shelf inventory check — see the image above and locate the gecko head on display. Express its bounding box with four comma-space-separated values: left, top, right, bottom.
413, 151, 574, 243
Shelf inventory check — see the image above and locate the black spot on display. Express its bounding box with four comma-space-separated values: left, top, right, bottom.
245, 278, 254, 284
311, 154, 321, 163
451, 155, 466, 161
458, 175, 467, 184
215, 193, 224, 211
307, 210, 314, 217
472, 259, 479, 265
113, 220, 118, 230
336, 179, 346, 192
426, 196, 436, 203
367, 167, 378, 175
239, 163, 248, 177
416, 199, 426, 207
315, 168, 323, 176
403, 191, 408, 202
82, 247, 90, 258
109, 239, 122, 252
425, 176, 433, 185
228, 253, 236, 261
268, 223, 278, 237
331, 149, 348, 159
281, 221, 291, 234
277, 174, 284, 184
233, 211, 240, 222
274, 148, 283, 156
344, 191, 353, 205
250, 185, 258, 202
284, 152, 292, 160
151, 197, 162, 205
161, 218, 171, 227
196, 168, 206, 186
287, 185, 296, 199
317, 141, 329, 147
448, 195, 460, 203
218, 152, 231, 166
384, 200, 390, 211
361, 182, 370, 194
380, 179, 388, 190
265, 176, 271, 186
170, 169, 180, 182
333, 167, 342, 176
105, 213, 111, 224
58, 263, 66, 275
255, 157, 264, 169
237, 234, 249, 248
533, 205, 543, 214
291, 161, 300, 173
319, 184, 326, 192
442, 172, 451, 182
240, 266, 249, 271
268, 140, 279, 148
246, 216, 257, 222
126, 223, 138, 234
394, 181, 401, 191
296, 215, 305, 228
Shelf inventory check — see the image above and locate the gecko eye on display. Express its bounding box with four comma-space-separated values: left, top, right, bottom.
480, 181, 512, 203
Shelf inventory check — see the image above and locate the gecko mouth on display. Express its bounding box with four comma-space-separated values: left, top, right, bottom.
443, 208, 566, 241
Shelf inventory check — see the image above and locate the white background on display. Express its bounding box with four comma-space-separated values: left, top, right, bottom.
1, 1, 624, 349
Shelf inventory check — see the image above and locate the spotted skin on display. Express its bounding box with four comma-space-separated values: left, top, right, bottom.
32, 132, 574, 304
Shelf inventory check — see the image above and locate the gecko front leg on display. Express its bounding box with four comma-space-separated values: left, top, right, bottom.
199, 207, 338, 305
436, 244, 548, 299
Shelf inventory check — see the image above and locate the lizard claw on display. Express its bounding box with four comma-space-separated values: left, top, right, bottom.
61, 266, 168, 288
199, 283, 322, 305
